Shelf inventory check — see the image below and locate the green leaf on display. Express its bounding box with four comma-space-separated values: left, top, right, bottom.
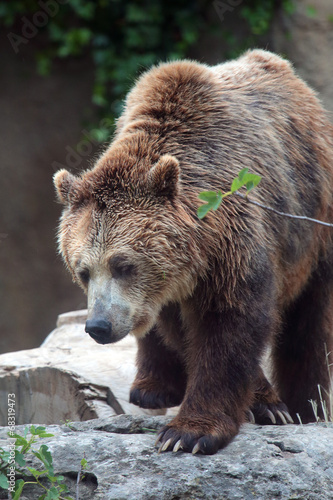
197, 203, 212, 219
32, 451, 53, 475
58, 483, 70, 493
0, 472, 8, 489
45, 486, 61, 499
81, 458, 88, 468
231, 170, 261, 193
245, 174, 261, 191
34, 427, 46, 435
245, 180, 254, 192
238, 168, 249, 182
0, 449, 10, 464
198, 191, 222, 210
212, 191, 223, 210
39, 445, 53, 468
27, 466, 46, 478
197, 190, 224, 219
15, 451, 26, 467
13, 479, 25, 500
13, 435, 28, 447
231, 177, 242, 193
198, 191, 219, 203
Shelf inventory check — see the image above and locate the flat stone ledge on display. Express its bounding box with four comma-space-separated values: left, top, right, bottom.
0, 417, 332, 500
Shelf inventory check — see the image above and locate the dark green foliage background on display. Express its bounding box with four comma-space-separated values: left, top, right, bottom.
0, 0, 292, 137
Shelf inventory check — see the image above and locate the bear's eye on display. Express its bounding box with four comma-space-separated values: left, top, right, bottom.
77, 268, 90, 285
109, 256, 136, 280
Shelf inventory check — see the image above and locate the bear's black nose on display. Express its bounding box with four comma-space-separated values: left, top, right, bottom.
85, 319, 112, 344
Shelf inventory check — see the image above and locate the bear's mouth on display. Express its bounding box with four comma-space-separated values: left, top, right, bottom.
87, 331, 112, 344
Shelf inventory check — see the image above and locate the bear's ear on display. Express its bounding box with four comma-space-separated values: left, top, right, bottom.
53, 169, 78, 205
148, 155, 180, 198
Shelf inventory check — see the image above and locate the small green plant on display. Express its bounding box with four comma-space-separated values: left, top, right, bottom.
0, 425, 74, 499
197, 168, 261, 219
60, 419, 74, 430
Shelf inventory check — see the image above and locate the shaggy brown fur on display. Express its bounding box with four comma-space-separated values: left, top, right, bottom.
54, 50, 333, 455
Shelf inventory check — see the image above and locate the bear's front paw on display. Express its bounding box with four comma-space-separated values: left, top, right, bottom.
130, 379, 184, 409
250, 400, 294, 425
155, 416, 238, 455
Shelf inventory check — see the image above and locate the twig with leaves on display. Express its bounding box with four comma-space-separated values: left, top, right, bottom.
197, 168, 333, 227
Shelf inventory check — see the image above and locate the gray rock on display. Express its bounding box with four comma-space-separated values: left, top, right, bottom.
1, 416, 332, 500
0, 314, 171, 426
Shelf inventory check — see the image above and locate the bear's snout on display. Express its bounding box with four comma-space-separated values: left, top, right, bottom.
85, 318, 112, 344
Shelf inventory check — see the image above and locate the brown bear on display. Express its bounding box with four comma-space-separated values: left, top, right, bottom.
54, 50, 333, 455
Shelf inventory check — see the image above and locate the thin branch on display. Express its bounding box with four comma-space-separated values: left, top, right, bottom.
76, 463, 82, 500
235, 192, 333, 227
76, 453, 86, 500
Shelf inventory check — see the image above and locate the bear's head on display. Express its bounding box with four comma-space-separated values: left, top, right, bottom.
54, 154, 203, 344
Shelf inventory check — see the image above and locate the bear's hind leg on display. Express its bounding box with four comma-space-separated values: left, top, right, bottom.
250, 367, 293, 425
272, 260, 333, 423
130, 326, 187, 409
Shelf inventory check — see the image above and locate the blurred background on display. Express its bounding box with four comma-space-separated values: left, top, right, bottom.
0, 0, 332, 353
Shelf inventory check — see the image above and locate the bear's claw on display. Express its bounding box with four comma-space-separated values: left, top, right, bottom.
158, 438, 173, 453
191, 443, 200, 455
155, 425, 231, 455
266, 409, 276, 424
173, 439, 182, 452
247, 409, 256, 423
277, 409, 294, 424
250, 400, 294, 425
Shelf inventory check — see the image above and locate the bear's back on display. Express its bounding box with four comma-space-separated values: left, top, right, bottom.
111, 50, 333, 297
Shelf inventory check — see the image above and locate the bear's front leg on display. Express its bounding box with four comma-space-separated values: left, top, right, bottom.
130, 327, 187, 409
156, 307, 269, 454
